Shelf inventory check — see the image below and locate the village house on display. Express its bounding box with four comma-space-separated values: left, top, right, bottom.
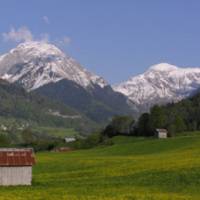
155, 129, 168, 139
64, 137, 76, 143
0, 148, 35, 186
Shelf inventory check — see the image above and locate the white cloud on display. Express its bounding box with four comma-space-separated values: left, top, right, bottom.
43, 16, 50, 24
2, 26, 71, 48
2, 26, 33, 43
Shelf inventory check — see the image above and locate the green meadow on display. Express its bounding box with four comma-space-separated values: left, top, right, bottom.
0, 135, 200, 200
33, 126, 78, 138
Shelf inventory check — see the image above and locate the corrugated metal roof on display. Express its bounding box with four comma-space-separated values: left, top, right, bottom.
0, 148, 35, 166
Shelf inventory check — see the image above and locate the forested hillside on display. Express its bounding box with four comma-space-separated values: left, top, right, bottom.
136, 92, 200, 136
0, 79, 97, 134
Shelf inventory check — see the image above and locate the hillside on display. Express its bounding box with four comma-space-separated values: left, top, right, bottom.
0, 135, 200, 199
139, 91, 200, 136
0, 79, 96, 134
35, 79, 133, 122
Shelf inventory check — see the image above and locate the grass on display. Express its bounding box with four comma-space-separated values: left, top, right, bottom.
33, 126, 78, 138
175, 130, 200, 137
0, 135, 200, 199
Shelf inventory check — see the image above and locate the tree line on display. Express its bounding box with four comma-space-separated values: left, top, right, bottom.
103, 92, 200, 137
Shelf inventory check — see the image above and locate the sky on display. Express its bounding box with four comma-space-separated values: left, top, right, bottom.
0, 0, 200, 84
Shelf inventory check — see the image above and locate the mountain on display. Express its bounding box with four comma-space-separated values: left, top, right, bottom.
35, 79, 133, 122
0, 41, 107, 91
0, 79, 97, 134
113, 63, 200, 112
0, 41, 133, 122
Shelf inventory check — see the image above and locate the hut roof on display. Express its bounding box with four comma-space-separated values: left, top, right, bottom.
155, 129, 168, 133
0, 148, 35, 167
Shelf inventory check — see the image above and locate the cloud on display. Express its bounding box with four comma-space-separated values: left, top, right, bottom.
2, 26, 71, 48
43, 16, 50, 24
2, 26, 33, 43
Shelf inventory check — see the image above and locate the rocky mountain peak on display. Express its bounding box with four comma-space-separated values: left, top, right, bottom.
0, 41, 108, 91
113, 63, 200, 112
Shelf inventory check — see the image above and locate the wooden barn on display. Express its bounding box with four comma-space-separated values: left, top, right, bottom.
155, 129, 168, 139
0, 148, 35, 186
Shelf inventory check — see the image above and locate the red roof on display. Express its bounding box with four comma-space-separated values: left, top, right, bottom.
0, 148, 35, 166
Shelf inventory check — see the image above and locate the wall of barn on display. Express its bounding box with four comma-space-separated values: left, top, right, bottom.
0, 166, 32, 186
158, 132, 167, 139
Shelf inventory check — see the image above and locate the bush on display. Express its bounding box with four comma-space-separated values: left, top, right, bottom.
0, 134, 11, 147
20, 128, 64, 151
69, 132, 110, 149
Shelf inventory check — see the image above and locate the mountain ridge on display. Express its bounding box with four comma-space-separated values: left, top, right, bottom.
2, 41, 200, 119
0, 41, 108, 91
0, 41, 133, 122
113, 63, 200, 112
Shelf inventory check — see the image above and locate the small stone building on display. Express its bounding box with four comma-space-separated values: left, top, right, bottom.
155, 129, 168, 139
0, 148, 35, 186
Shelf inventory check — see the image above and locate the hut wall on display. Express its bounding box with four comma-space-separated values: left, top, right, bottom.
158, 132, 167, 139
0, 166, 32, 186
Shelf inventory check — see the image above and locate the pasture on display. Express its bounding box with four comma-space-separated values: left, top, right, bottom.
0, 135, 200, 200
33, 126, 78, 138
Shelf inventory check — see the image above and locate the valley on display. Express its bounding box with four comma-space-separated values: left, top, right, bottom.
1, 2, 200, 200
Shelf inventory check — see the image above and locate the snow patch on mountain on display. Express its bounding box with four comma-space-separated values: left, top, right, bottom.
149, 63, 178, 71
113, 63, 200, 110
0, 41, 108, 91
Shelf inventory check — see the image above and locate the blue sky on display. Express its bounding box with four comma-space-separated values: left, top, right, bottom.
0, 0, 200, 84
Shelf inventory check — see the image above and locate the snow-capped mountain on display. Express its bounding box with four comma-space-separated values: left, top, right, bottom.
0, 41, 107, 91
0, 41, 131, 122
113, 63, 200, 111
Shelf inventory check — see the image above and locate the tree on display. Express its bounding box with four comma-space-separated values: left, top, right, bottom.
0, 134, 10, 147
21, 128, 35, 144
149, 105, 166, 129
137, 113, 153, 136
173, 115, 186, 133
103, 115, 135, 137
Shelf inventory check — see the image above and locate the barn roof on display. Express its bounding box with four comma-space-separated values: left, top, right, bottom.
155, 129, 168, 133
0, 148, 35, 166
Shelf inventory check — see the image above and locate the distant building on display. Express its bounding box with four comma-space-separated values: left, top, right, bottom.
64, 137, 76, 143
53, 147, 73, 152
0, 125, 7, 131
155, 129, 168, 139
0, 148, 35, 186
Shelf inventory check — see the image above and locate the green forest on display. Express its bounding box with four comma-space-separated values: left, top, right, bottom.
103, 92, 200, 138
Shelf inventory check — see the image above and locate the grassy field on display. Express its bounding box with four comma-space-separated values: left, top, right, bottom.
0, 135, 200, 199
33, 126, 78, 138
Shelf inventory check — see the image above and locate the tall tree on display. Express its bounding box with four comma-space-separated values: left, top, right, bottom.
137, 113, 153, 136
150, 105, 166, 129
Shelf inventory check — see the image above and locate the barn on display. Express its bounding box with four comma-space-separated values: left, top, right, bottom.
0, 148, 35, 186
155, 129, 168, 139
